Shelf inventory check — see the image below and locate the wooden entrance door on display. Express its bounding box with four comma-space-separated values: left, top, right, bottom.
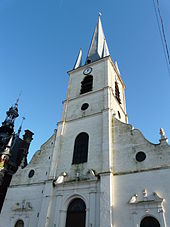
140, 216, 160, 227
65, 198, 86, 227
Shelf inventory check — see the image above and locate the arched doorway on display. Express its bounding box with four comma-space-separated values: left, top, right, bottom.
65, 198, 86, 227
14, 220, 24, 227
140, 216, 160, 227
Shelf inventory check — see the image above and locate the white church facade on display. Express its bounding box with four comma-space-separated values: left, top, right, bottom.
0, 15, 170, 227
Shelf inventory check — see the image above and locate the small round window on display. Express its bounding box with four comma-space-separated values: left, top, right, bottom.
28, 169, 35, 178
136, 152, 146, 162
81, 103, 89, 111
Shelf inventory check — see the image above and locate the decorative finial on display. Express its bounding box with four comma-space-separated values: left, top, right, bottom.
129, 194, 138, 204
160, 128, 168, 144
160, 128, 166, 139
143, 189, 148, 198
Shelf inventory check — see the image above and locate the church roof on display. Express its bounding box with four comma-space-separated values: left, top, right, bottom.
86, 14, 110, 64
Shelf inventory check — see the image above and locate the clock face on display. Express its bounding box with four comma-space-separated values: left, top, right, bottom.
83, 67, 92, 75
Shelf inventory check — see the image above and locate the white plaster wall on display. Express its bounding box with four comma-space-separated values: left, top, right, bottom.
10, 133, 56, 186
0, 184, 44, 227
55, 113, 103, 177
110, 92, 127, 123
61, 58, 107, 123
67, 59, 106, 100
0, 133, 56, 226
113, 117, 170, 174
107, 58, 127, 122
110, 117, 170, 226
107, 58, 126, 112
62, 90, 104, 122
56, 56, 127, 181
113, 169, 170, 227
99, 174, 113, 227
62, 56, 127, 123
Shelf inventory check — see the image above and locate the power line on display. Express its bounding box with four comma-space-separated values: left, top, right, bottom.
156, 0, 170, 64
152, 0, 170, 77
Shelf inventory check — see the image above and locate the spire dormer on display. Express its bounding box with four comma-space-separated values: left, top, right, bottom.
73, 49, 82, 70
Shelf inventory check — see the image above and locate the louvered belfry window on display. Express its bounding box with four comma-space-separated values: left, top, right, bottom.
72, 132, 89, 164
115, 81, 121, 104
80, 75, 93, 94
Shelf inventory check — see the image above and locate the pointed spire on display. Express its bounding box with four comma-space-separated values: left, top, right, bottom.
17, 117, 25, 137
13, 92, 21, 112
15, 97, 19, 108
73, 49, 82, 69
86, 13, 110, 64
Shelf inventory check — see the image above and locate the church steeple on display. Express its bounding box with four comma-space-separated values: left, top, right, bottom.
69, 14, 127, 123
2, 99, 19, 130
86, 13, 110, 64
0, 99, 33, 211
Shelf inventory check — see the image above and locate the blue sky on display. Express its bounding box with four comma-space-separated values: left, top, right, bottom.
0, 0, 170, 161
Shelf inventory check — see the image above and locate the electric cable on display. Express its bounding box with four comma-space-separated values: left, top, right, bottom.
156, 0, 170, 64
152, 0, 170, 76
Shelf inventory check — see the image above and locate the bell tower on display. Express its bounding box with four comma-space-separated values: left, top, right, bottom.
50, 14, 128, 178
45, 15, 129, 227
61, 14, 127, 128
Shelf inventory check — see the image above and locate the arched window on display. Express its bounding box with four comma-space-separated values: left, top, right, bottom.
66, 198, 86, 227
14, 220, 24, 227
72, 132, 89, 164
80, 75, 93, 94
140, 216, 160, 227
115, 81, 121, 104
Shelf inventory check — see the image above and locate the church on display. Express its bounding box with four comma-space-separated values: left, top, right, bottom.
0, 15, 170, 227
